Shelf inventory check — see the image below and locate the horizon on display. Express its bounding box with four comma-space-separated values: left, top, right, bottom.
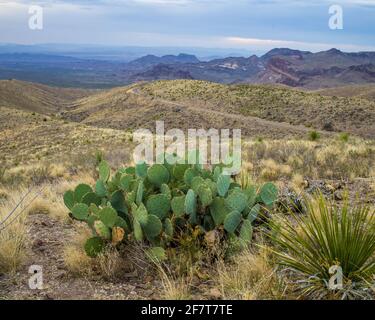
1, 43, 375, 60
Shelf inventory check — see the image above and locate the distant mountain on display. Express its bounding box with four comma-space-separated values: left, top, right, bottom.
126, 53, 200, 70
253, 48, 375, 88
130, 64, 194, 81
261, 48, 312, 60
121, 48, 375, 89
0, 48, 374, 89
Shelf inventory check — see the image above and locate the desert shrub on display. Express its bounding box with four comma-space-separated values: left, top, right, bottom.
339, 132, 350, 143
63, 155, 278, 261
308, 130, 320, 141
269, 194, 375, 299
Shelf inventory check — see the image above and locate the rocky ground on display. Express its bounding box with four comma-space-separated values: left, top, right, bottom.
1, 176, 373, 300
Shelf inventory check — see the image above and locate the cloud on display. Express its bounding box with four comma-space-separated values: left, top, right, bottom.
0, 0, 373, 52
225, 36, 375, 52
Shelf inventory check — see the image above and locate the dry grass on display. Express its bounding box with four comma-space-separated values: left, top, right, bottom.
158, 266, 192, 300
0, 189, 30, 274
291, 173, 305, 193
0, 187, 9, 202
95, 248, 123, 280
0, 106, 134, 172
260, 159, 292, 181
245, 138, 375, 182
63, 245, 94, 277
26, 198, 51, 215
63, 225, 94, 276
215, 247, 288, 300
63, 225, 124, 280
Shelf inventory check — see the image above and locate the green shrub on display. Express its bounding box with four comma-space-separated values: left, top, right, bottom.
269, 194, 375, 299
308, 130, 320, 141
339, 132, 350, 143
64, 156, 278, 258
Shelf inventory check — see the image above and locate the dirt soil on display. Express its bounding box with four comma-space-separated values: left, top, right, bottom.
0, 214, 161, 300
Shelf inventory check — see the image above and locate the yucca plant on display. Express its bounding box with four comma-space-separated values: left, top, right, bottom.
269, 194, 375, 299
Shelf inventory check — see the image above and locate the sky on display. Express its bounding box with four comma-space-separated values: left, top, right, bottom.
0, 0, 374, 54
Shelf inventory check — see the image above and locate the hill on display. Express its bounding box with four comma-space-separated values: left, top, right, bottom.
1, 79, 374, 139
317, 84, 375, 101
63, 80, 375, 139
0, 80, 91, 114
140, 80, 375, 138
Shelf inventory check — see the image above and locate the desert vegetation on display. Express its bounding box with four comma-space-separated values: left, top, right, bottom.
0, 79, 374, 300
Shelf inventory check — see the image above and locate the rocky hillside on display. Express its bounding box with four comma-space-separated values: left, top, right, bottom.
62, 80, 375, 139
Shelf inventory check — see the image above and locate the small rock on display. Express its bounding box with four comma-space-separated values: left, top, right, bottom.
334, 191, 343, 201
204, 230, 218, 247
32, 239, 44, 247
303, 180, 310, 189
208, 288, 222, 299
136, 284, 149, 290
127, 285, 136, 291
56, 270, 67, 279
142, 289, 154, 297
43, 293, 54, 300
333, 181, 343, 190
325, 184, 335, 192
124, 270, 138, 278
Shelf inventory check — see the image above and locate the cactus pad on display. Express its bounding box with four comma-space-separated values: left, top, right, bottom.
146, 194, 171, 219
147, 164, 170, 187
99, 207, 118, 228
184, 189, 197, 217
171, 195, 186, 217
99, 160, 110, 182
260, 182, 278, 206
225, 189, 248, 213
224, 210, 242, 234
143, 214, 163, 238
217, 174, 231, 197
74, 184, 92, 203
63, 190, 75, 210
71, 203, 89, 221
210, 197, 229, 226
94, 220, 111, 240
84, 237, 104, 257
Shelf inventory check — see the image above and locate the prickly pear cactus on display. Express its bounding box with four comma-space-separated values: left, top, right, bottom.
63, 158, 278, 256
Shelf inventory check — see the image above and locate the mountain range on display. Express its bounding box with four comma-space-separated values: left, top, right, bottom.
128, 48, 375, 89
0, 48, 375, 89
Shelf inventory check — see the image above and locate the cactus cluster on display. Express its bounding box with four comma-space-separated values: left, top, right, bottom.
63, 157, 278, 257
